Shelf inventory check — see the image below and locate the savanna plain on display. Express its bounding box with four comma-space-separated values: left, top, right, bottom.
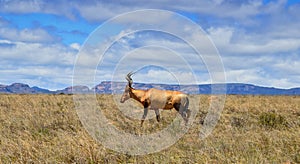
0, 94, 299, 163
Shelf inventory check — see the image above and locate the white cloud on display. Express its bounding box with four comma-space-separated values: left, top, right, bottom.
270, 54, 300, 83
129, 69, 196, 84
208, 27, 300, 55
0, 40, 76, 89
0, 27, 58, 43
112, 9, 174, 25
226, 68, 264, 83
206, 25, 300, 89
0, 0, 42, 13
0, 1, 287, 22
0, 66, 73, 90
70, 43, 81, 51
91, 45, 202, 85
75, 2, 136, 22
0, 40, 75, 66
221, 53, 300, 89
0, 0, 77, 20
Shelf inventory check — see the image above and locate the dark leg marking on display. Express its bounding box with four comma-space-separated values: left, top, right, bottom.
154, 109, 160, 122
141, 107, 148, 127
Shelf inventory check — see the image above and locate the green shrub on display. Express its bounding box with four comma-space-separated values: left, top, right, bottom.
259, 112, 287, 129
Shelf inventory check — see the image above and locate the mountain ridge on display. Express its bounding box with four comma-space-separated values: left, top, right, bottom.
0, 82, 299, 95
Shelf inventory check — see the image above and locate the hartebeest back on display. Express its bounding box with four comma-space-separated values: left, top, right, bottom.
120, 72, 190, 126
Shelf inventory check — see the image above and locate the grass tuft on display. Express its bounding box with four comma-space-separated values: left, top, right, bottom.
259, 112, 287, 129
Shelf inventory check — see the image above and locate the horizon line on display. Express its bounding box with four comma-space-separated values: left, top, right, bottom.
1, 81, 300, 91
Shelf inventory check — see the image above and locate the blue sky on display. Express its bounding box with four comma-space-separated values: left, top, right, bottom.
0, 0, 300, 90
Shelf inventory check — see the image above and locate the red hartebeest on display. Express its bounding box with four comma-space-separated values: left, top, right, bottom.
120, 72, 190, 126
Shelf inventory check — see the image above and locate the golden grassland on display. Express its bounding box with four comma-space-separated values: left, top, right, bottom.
0, 94, 299, 163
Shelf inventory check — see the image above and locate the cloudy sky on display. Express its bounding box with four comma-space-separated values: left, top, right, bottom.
1, 0, 300, 90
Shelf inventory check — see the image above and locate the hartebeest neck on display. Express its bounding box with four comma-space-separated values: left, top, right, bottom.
129, 87, 146, 104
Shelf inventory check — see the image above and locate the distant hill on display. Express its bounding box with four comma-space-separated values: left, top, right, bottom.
55, 85, 90, 94
0, 82, 299, 95
92, 82, 300, 95
0, 83, 52, 94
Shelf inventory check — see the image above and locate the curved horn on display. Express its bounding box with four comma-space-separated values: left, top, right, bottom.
126, 71, 134, 87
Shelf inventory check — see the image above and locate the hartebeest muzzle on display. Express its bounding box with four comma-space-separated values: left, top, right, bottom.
120, 80, 132, 103
120, 96, 126, 103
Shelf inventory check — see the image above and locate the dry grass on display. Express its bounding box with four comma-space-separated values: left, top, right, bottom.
0, 94, 299, 163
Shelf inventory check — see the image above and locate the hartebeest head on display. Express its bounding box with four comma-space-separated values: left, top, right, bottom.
120, 72, 134, 103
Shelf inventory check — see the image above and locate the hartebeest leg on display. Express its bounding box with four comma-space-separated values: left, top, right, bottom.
141, 108, 148, 127
154, 109, 160, 122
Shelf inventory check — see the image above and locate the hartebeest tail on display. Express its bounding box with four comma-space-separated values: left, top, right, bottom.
120, 72, 191, 126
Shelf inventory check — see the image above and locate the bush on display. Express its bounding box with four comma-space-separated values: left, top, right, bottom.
259, 112, 287, 129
